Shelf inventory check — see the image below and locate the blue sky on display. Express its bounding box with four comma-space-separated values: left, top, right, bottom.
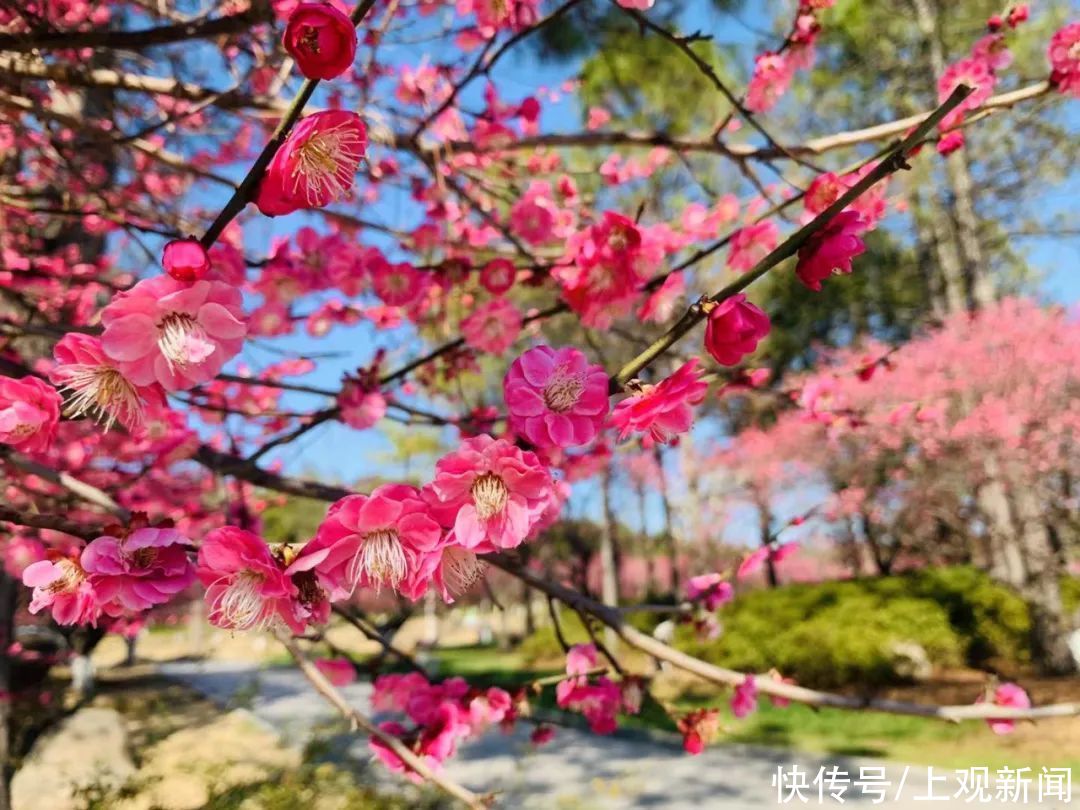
145, 1, 1079, 543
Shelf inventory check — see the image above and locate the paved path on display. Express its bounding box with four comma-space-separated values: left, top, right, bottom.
160, 661, 1074, 809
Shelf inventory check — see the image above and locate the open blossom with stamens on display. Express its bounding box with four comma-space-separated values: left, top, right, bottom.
795, 211, 868, 291
432, 542, 488, 602
255, 110, 367, 216
284, 1, 357, 81
611, 359, 707, 447
461, 298, 522, 356
424, 435, 555, 553
1048, 22, 1080, 98
301, 484, 443, 600
703, 294, 771, 366
50, 334, 165, 432
503, 346, 609, 449
100, 275, 246, 392
81, 527, 195, 617
23, 554, 100, 626
197, 527, 306, 633
0, 375, 61, 452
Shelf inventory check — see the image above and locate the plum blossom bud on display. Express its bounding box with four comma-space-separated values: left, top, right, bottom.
703, 294, 771, 366
162, 239, 211, 283
284, 2, 358, 81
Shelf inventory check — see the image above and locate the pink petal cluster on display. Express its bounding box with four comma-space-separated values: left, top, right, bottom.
685, 572, 734, 611
504, 345, 609, 449
795, 211, 868, 292
284, 2, 357, 81
424, 434, 555, 553
737, 542, 799, 579
100, 275, 246, 391
611, 359, 707, 447
369, 672, 514, 779
677, 708, 720, 755
255, 110, 366, 216
23, 555, 100, 626
337, 374, 387, 431
1049, 22, 1080, 97
745, 52, 795, 113
703, 294, 771, 366
982, 682, 1031, 735
50, 334, 165, 432
82, 527, 195, 617
731, 674, 759, 718
555, 675, 622, 735
557, 212, 660, 328
727, 221, 779, 273
0, 375, 61, 452
314, 657, 357, 686
461, 298, 522, 355
301, 485, 443, 600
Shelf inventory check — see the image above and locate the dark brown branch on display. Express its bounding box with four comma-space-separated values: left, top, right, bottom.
0, 6, 272, 53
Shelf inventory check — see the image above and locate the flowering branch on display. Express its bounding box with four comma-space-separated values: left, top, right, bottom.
276, 630, 491, 810
490, 555, 1080, 723
0, 5, 274, 52
610, 83, 973, 390
199, 0, 379, 248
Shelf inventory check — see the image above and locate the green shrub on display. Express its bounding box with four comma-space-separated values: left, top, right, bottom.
513, 568, 1080, 689
676, 584, 964, 689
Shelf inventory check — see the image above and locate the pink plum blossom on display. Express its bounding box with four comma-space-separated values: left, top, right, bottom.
100, 275, 246, 392
162, 239, 211, 283
982, 682, 1031, 735
703, 294, 771, 366
611, 359, 707, 447
503, 345, 609, 449
795, 211, 868, 291
1049, 22, 1080, 97
479, 258, 516, 295
677, 708, 720, 755
81, 527, 195, 616
424, 434, 555, 553
338, 375, 387, 431
196, 527, 307, 633
731, 674, 758, 718
315, 657, 357, 686
0, 375, 62, 452
461, 298, 522, 356
255, 110, 366, 216
284, 1, 357, 81
301, 485, 444, 599
50, 334, 165, 432
686, 573, 733, 611
727, 221, 779, 272
23, 555, 100, 626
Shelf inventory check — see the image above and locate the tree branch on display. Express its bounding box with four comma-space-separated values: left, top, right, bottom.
275, 630, 490, 809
